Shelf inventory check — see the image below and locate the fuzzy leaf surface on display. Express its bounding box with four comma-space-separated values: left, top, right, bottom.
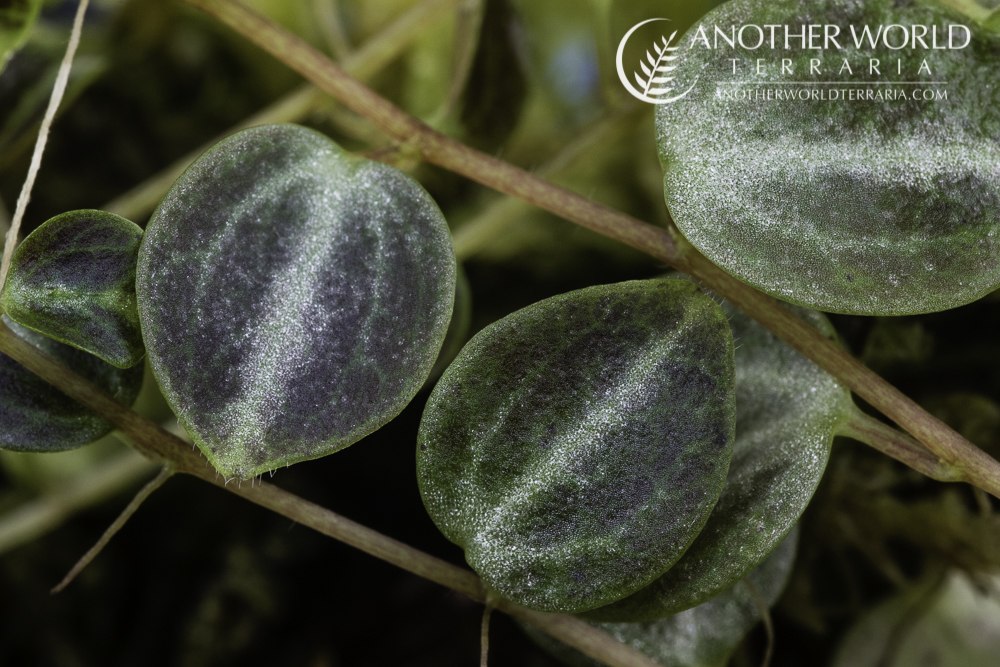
525, 527, 799, 667
417, 279, 736, 613
1, 210, 144, 368
0, 0, 41, 72
137, 124, 456, 479
0, 315, 143, 452
658, 0, 1000, 315
585, 302, 849, 622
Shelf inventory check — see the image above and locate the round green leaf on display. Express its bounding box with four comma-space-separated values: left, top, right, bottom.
0, 210, 144, 369
137, 124, 456, 479
417, 279, 736, 614
584, 301, 850, 622
659, 0, 1000, 315
525, 526, 799, 667
0, 315, 143, 452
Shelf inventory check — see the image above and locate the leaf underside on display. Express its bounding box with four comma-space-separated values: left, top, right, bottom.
659, 0, 1000, 315
525, 526, 800, 667
585, 299, 849, 622
417, 279, 736, 614
137, 124, 456, 479
0, 315, 143, 452
1, 209, 145, 369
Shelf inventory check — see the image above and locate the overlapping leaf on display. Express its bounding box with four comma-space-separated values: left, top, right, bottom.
0, 315, 143, 452
1, 210, 144, 369
584, 300, 849, 621
417, 279, 736, 613
526, 527, 799, 667
659, 0, 1000, 315
137, 124, 456, 479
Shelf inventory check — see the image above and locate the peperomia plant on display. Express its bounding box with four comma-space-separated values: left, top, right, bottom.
1, 0, 1000, 665
658, 0, 1000, 316
418, 279, 737, 614
136, 123, 456, 479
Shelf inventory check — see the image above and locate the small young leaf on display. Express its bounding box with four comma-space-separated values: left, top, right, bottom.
0, 0, 42, 73
524, 527, 799, 667
136, 124, 456, 479
0, 315, 143, 452
659, 0, 1000, 315
417, 279, 736, 614
1, 210, 144, 369
584, 301, 849, 622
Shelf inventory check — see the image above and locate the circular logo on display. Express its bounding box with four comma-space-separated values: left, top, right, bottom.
616, 18, 698, 104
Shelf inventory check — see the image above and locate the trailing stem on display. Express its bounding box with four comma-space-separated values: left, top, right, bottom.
180, 0, 1000, 498
51, 464, 175, 594
743, 579, 774, 667
102, 0, 465, 222
835, 404, 967, 486
0, 321, 658, 667
481, 595, 495, 667
0, 0, 90, 292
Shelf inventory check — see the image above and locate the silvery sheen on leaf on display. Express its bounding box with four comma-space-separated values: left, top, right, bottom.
585, 299, 849, 621
525, 526, 799, 667
417, 279, 736, 614
0, 315, 143, 452
658, 0, 1000, 315
137, 124, 456, 479
0, 210, 145, 369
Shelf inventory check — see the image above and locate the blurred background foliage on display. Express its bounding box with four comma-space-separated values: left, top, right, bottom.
0, 0, 998, 665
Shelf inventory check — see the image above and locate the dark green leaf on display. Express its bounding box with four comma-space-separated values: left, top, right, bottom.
0, 315, 143, 452
417, 279, 736, 613
136, 124, 455, 480
0, 0, 41, 73
459, 0, 527, 150
525, 526, 799, 667
659, 0, 1000, 315
1, 210, 144, 369
585, 301, 849, 621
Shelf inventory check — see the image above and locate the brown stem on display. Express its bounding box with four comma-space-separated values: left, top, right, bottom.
0, 0, 90, 292
480, 595, 494, 667
0, 321, 658, 667
0, 447, 158, 555
51, 464, 175, 594
743, 579, 774, 667
102, 0, 464, 222
836, 404, 970, 487
179, 0, 1000, 498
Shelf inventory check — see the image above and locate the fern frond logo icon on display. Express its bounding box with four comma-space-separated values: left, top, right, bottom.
617, 18, 698, 104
